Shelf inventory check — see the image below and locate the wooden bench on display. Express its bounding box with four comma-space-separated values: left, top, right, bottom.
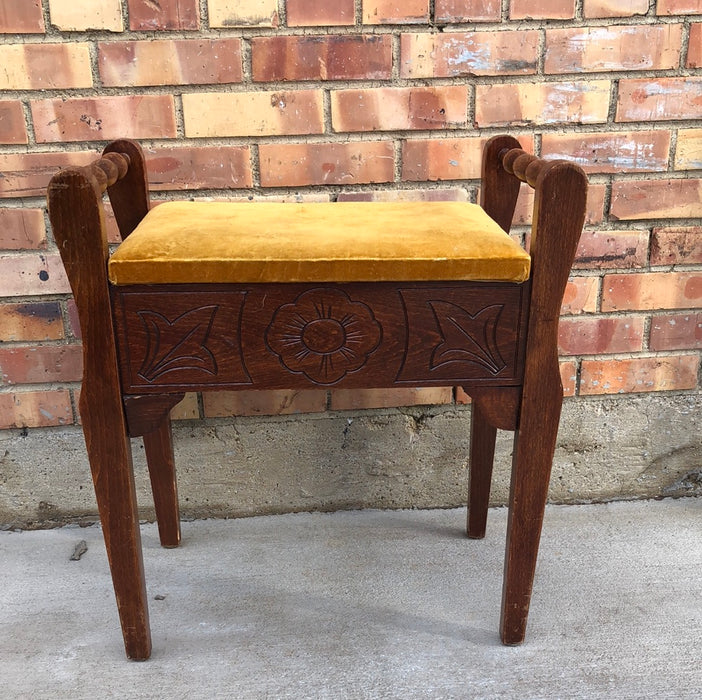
48, 135, 587, 660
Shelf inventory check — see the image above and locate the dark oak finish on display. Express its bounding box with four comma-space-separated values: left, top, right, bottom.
111, 281, 529, 393
47, 136, 587, 659
47, 157, 152, 660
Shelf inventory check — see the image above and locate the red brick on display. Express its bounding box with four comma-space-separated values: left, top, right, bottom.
657, 0, 702, 14
510, 0, 575, 19
558, 316, 644, 355
560, 360, 578, 396
329, 387, 452, 410
252, 35, 391, 82
0, 254, 71, 297
602, 272, 702, 311
402, 137, 484, 181
0, 302, 64, 341
610, 179, 702, 220
503, 181, 603, 228
650, 313, 702, 351
203, 390, 327, 417
259, 141, 394, 187
208, 0, 279, 27
0, 209, 46, 250
401, 31, 538, 78
583, 0, 648, 17
363, 0, 429, 24
545, 24, 682, 73
128, 0, 200, 30
585, 184, 607, 225
31, 96, 177, 143
580, 355, 699, 395
651, 226, 702, 265
332, 86, 468, 132
0, 391, 73, 430
541, 131, 670, 174
99, 39, 242, 87
286, 0, 355, 25
0, 0, 44, 33
337, 189, 468, 202
561, 277, 599, 314
617, 78, 702, 122
0, 345, 83, 385
573, 230, 649, 269
144, 146, 252, 191
66, 299, 81, 340
0, 44, 92, 90
48, 0, 122, 31
688, 23, 702, 67
435, 0, 501, 22
0, 151, 96, 199
215, 193, 332, 204
675, 129, 702, 170
0, 101, 27, 144
183, 91, 324, 137
475, 81, 610, 126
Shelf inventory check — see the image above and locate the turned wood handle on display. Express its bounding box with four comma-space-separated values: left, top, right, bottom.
499, 148, 560, 188
85, 152, 131, 193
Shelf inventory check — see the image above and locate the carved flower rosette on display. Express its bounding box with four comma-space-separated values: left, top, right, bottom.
266, 288, 382, 385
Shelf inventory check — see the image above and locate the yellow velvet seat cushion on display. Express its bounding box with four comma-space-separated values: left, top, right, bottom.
107, 201, 530, 285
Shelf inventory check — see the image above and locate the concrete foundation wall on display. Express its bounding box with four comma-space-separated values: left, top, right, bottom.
1, 393, 700, 529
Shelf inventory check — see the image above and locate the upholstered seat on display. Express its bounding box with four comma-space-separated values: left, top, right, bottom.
107, 200, 531, 286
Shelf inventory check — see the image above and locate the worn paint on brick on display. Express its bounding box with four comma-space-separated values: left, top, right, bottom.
401, 31, 538, 78
476, 81, 610, 126
617, 78, 702, 121
541, 131, 670, 173
545, 24, 683, 73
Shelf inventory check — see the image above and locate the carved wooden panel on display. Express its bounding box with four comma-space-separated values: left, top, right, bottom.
112, 288, 251, 392
112, 282, 528, 393
238, 283, 407, 389
396, 285, 527, 384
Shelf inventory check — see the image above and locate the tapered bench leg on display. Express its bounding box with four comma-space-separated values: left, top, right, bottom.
499, 367, 562, 645
143, 417, 181, 548
467, 403, 497, 539
81, 397, 152, 660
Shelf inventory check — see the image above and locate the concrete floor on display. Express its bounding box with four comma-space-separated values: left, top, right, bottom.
1, 498, 700, 699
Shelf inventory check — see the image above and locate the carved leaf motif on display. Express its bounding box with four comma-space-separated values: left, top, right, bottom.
429, 301, 506, 374
138, 305, 218, 382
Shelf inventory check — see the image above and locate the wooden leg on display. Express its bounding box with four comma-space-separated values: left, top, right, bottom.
49, 161, 154, 660
81, 400, 152, 660
467, 402, 497, 539
143, 417, 181, 548
499, 373, 562, 645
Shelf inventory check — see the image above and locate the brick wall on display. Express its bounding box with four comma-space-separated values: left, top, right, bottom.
0, 0, 700, 431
